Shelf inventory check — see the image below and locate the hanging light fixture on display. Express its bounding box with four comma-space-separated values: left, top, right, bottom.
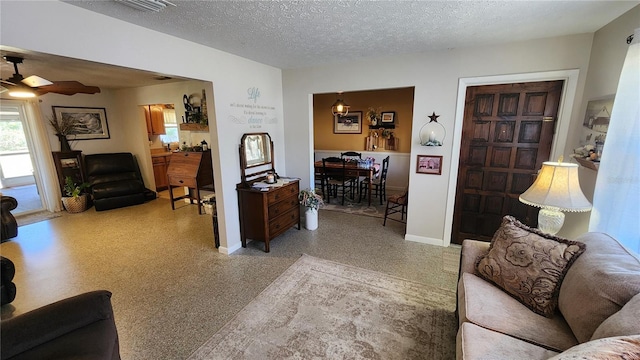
331, 92, 350, 116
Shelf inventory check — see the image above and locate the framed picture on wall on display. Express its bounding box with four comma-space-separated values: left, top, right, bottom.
334, 111, 362, 134
52, 106, 110, 140
381, 111, 395, 124
416, 155, 442, 175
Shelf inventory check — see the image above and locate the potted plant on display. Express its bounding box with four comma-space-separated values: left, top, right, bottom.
61, 176, 90, 213
48, 116, 79, 152
299, 188, 324, 231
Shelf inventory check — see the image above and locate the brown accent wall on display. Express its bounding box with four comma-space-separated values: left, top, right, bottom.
313, 87, 414, 153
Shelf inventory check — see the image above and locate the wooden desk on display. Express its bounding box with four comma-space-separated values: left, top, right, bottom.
314, 161, 377, 206
167, 150, 214, 214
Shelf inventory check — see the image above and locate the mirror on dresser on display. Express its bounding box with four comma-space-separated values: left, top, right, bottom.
239, 132, 276, 185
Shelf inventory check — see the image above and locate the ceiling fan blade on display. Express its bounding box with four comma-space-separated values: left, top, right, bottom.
22, 75, 53, 87
35, 81, 101, 96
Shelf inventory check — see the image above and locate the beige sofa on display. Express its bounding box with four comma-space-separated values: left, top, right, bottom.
457, 231, 640, 359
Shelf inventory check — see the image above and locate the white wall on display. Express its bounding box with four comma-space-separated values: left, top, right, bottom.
561, 5, 640, 239
1, 0, 285, 254
38, 91, 127, 154
283, 34, 594, 246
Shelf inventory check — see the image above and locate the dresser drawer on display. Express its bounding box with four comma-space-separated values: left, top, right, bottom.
269, 208, 298, 236
268, 194, 298, 218
267, 183, 299, 205
168, 175, 197, 188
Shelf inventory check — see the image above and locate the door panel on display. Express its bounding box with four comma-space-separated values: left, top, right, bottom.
452, 81, 563, 244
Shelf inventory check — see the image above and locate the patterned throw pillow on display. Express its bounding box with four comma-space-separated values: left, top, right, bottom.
476, 216, 586, 317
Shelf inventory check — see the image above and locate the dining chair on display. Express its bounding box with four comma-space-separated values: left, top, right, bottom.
340, 151, 363, 190
321, 157, 356, 205
383, 187, 408, 226
360, 156, 389, 205
340, 151, 362, 160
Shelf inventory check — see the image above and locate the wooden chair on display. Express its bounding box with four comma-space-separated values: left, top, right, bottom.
360, 156, 389, 205
340, 151, 362, 160
383, 187, 408, 226
321, 157, 356, 205
341, 151, 363, 191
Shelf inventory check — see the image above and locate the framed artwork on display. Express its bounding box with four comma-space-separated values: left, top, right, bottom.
416, 155, 442, 175
381, 111, 395, 124
334, 111, 362, 134
580, 95, 614, 146
52, 106, 110, 140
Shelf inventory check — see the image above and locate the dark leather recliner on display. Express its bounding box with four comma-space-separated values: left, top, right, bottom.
1, 256, 16, 305
1, 290, 121, 359
84, 153, 148, 211
1, 196, 18, 242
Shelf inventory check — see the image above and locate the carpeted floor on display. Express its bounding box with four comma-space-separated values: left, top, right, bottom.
189, 255, 457, 360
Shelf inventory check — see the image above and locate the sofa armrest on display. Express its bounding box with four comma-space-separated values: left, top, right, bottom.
459, 239, 490, 277
1, 290, 116, 359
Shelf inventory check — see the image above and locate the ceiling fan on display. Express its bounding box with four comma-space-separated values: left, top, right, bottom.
0, 56, 101, 97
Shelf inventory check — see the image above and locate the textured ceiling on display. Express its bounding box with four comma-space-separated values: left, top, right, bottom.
2, 1, 638, 91
63, 0, 638, 69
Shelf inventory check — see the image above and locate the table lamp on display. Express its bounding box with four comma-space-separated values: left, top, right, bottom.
519, 160, 592, 234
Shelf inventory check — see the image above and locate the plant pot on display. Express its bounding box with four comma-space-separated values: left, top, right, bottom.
62, 194, 89, 213
304, 207, 318, 231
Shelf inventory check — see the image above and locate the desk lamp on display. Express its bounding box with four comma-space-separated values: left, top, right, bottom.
519, 160, 592, 235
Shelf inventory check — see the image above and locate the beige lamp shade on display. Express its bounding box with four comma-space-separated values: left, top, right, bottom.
519, 161, 592, 212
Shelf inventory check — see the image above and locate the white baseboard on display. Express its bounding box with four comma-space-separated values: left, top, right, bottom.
404, 234, 445, 247
220, 241, 243, 255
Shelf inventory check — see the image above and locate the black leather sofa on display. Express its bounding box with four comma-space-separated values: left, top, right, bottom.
84, 153, 151, 211
1, 195, 18, 242
1, 290, 120, 360
1, 256, 16, 305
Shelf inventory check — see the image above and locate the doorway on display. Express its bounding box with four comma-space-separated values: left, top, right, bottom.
451, 80, 564, 244
0, 101, 44, 215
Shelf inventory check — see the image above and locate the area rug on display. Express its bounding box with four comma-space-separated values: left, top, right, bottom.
321, 199, 388, 219
188, 255, 457, 360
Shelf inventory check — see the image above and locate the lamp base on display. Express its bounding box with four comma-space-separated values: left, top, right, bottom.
538, 207, 565, 235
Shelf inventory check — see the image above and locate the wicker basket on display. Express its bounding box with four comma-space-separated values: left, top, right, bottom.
62, 195, 89, 213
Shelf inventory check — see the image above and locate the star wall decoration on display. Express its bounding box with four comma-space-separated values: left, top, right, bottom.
428, 112, 440, 122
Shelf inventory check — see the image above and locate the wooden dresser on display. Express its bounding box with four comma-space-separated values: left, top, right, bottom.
167, 150, 214, 214
236, 180, 300, 252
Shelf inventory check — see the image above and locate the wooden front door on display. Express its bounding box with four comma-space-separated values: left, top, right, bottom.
452, 81, 564, 244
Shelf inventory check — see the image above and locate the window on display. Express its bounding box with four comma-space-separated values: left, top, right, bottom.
159, 108, 178, 144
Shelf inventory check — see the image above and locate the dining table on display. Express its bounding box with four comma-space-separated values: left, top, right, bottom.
314, 160, 379, 206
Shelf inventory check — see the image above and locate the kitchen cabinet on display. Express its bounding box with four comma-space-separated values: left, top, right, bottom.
152, 154, 171, 191
144, 105, 165, 135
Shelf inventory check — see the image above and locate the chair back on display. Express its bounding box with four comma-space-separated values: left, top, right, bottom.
340, 151, 362, 161
380, 156, 390, 181
322, 157, 347, 184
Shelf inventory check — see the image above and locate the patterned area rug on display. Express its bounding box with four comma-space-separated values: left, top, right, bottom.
321, 197, 389, 219
188, 255, 457, 360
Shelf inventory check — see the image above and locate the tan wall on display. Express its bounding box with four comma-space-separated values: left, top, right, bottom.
313, 87, 414, 153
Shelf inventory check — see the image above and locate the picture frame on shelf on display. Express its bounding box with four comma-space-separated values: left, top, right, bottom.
334, 111, 362, 134
416, 155, 442, 175
52, 106, 110, 140
381, 111, 395, 124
